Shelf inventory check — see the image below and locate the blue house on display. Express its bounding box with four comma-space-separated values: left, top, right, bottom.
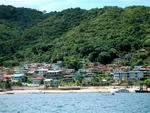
11, 73, 26, 82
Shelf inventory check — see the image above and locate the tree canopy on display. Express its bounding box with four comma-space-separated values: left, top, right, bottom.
0, 5, 150, 66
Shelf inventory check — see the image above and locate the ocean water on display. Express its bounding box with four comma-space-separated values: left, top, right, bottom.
0, 93, 150, 113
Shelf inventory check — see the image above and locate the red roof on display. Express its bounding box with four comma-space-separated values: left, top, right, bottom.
3, 74, 11, 79
33, 77, 43, 80
145, 66, 150, 68
27, 70, 34, 74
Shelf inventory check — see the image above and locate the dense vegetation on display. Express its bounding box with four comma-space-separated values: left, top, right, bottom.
0, 5, 150, 66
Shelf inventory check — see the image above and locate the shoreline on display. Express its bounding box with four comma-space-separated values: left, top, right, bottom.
0, 86, 139, 94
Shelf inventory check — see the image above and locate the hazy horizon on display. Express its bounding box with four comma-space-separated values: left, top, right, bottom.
0, 0, 150, 12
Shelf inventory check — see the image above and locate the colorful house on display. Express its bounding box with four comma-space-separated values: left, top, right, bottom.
32, 77, 44, 86
11, 73, 26, 82
44, 70, 63, 79
51, 61, 63, 70
3, 74, 11, 80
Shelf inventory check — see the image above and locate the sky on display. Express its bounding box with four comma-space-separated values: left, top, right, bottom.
0, 0, 150, 12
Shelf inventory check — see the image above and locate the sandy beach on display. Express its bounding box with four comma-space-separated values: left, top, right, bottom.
0, 86, 139, 94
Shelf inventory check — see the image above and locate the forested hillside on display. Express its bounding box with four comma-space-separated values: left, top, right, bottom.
0, 5, 48, 66
0, 5, 150, 66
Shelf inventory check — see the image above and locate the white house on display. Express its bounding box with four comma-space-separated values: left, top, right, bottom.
35, 69, 48, 76
44, 79, 59, 87
79, 68, 98, 74
65, 69, 75, 74
44, 70, 63, 79
113, 71, 144, 80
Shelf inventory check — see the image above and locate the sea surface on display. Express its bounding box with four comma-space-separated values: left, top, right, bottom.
0, 93, 150, 113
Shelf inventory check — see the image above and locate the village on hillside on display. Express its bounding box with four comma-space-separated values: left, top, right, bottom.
0, 61, 150, 90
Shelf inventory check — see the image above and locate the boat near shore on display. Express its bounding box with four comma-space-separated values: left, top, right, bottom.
135, 89, 150, 93
135, 85, 150, 93
6, 92, 14, 94
58, 86, 81, 90
111, 88, 129, 93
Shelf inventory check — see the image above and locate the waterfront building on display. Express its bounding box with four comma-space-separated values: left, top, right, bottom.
44, 79, 59, 87
44, 70, 63, 79
11, 73, 26, 82
113, 71, 144, 80
32, 77, 44, 86
62, 75, 74, 82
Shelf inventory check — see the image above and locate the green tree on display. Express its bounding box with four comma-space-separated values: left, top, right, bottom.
64, 55, 82, 70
